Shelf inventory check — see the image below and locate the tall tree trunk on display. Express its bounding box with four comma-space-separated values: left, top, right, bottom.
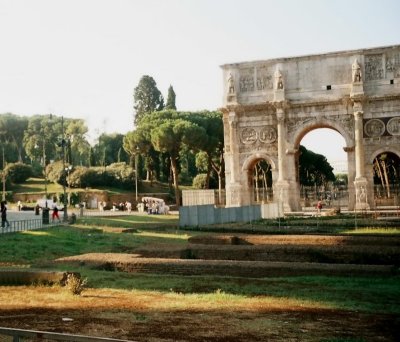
254, 164, 259, 202
211, 151, 224, 205
381, 160, 391, 198
205, 156, 212, 189
170, 157, 180, 206
374, 158, 385, 192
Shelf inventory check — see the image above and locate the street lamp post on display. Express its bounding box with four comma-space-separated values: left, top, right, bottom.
2, 147, 5, 201
43, 137, 48, 205
65, 165, 72, 206
61, 116, 68, 222
135, 152, 138, 202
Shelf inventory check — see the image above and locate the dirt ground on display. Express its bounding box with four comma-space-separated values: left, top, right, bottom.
0, 233, 399, 341
0, 287, 399, 342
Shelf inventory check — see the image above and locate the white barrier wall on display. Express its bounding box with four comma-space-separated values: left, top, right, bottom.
182, 190, 215, 206
179, 203, 282, 227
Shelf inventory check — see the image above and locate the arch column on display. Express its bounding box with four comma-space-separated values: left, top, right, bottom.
273, 102, 296, 212
225, 111, 245, 207
352, 101, 370, 210
344, 146, 356, 210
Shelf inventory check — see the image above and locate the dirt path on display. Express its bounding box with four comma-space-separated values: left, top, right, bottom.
0, 288, 398, 342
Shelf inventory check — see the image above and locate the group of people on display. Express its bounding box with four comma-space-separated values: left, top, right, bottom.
142, 198, 169, 215
99, 201, 132, 213
112, 201, 132, 212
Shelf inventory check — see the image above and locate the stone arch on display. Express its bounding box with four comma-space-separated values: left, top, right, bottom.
242, 153, 277, 172
290, 117, 353, 149
369, 147, 400, 164
286, 117, 355, 210
241, 153, 277, 203
368, 147, 400, 205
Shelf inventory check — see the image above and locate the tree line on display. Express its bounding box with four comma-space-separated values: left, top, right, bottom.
0, 113, 129, 169
125, 75, 224, 205
5, 74, 390, 205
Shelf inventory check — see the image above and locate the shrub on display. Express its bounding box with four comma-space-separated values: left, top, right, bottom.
69, 192, 80, 205
5, 162, 33, 183
67, 166, 89, 188
46, 161, 65, 185
47, 162, 134, 189
65, 273, 87, 295
192, 173, 208, 189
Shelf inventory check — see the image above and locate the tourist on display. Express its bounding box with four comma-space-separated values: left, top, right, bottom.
316, 199, 323, 214
52, 205, 61, 222
1, 201, 10, 229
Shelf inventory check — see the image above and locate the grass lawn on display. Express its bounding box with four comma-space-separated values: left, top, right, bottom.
0, 215, 398, 341
11, 177, 179, 197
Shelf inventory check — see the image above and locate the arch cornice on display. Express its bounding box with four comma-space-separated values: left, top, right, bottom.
221, 94, 400, 115
220, 102, 276, 114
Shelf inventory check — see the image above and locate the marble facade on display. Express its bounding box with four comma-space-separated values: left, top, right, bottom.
221, 45, 400, 211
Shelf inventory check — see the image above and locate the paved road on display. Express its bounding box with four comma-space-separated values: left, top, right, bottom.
7, 210, 42, 221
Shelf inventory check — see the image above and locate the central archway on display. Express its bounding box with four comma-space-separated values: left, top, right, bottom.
297, 127, 349, 209
289, 119, 355, 211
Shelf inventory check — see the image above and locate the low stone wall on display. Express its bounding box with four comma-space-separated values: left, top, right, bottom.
56, 254, 395, 278
0, 270, 73, 285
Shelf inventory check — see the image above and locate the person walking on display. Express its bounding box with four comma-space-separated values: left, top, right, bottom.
316, 199, 323, 215
52, 205, 61, 222
1, 201, 10, 229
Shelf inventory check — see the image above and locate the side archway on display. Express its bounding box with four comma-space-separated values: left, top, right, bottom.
242, 153, 277, 203
369, 148, 400, 205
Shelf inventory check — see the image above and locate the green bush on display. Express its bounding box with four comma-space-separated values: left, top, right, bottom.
69, 192, 80, 205
46, 161, 65, 185
192, 173, 208, 189
63, 163, 134, 189
68, 166, 89, 188
5, 162, 33, 183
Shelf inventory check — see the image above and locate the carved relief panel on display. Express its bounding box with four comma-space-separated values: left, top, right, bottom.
239, 68, 255, 93
364, 119, 385, 137
255, 65, 273, 91
238, 125, 278, 154
387, 117, 400, 136
385, 52, 400, 78
365, 54, 384, 81
363, 116, 400, 137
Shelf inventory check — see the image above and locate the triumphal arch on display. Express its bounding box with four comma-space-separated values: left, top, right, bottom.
221, 45, 400, 211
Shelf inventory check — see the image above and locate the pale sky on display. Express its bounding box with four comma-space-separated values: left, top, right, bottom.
1, 0, 399, 167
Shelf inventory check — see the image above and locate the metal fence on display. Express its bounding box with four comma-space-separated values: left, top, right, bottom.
1, 219, 63, 235
0, 327, 135, 342
185, 186, 400, 214
76, 209, 135, 217
374, 184, 400, 206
